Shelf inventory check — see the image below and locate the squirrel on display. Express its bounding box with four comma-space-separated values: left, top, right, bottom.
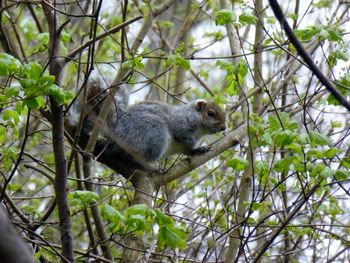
68, 81, 226, 175
108, 99, 226, 172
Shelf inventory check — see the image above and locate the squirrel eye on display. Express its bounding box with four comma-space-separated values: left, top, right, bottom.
207, 109, 216, 117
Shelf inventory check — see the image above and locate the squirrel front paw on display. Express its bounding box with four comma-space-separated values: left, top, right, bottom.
191, 146, 211, 155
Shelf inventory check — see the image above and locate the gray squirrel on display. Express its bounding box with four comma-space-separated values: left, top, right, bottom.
110, 99, 226, 172
70, 81, 226, 175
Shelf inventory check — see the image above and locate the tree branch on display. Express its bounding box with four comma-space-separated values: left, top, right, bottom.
268, 0, 350, 111
42, 1, 74, 261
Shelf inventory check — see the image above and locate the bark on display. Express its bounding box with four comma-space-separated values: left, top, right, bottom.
42, 1, 74, 261
251, 0, 266, 261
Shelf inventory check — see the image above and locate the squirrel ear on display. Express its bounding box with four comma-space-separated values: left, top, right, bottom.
194, 100, 207, 111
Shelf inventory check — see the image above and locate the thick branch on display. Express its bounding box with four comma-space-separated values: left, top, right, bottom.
42, 1, 74, 261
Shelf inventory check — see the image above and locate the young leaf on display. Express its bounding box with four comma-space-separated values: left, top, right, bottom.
226, 157, 249, 171
68, 190, 100, 207
21, 62, 43, 80
3, 109, 19, 124
328, 49, 349, 68
167, 54, 191, 70
158, 224, 186, 249
335, 170, 350, 181
239, 13, 258, 26
155, 209, 174, 226
0, 53, 22, 76
215, 9, 236, 26
100, 203, 125, 232
273, 130, 296, 147
268, 115, 281, 131
341, 157, 350, 169
309, 131, 331, 147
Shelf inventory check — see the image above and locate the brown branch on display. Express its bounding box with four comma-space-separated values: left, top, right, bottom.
42, 1, 74, 261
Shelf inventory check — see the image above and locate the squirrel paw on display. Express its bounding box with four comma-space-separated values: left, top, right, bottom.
191, 146, 211, 155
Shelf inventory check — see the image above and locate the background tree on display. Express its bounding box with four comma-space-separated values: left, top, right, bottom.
0, 0, 350, 262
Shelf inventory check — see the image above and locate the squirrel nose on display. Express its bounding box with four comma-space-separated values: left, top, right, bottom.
220, 125, 226, 131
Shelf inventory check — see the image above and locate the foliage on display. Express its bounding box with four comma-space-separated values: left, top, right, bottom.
100, 203, 187, 249
0, 1, 350, 262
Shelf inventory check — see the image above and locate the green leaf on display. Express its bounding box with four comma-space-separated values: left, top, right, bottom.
307, 148, 323, 159
313, 0, 331, 8
327, 73, 350, 106
5, 86, 20, 98
260, 132, 273, 146
274, 156, 295, 173
159, 20, 174, 29
335, 170, 350, 181
155, 209, 174, 226
43, 84, 73, 104
39, 75, 55, 86
226, 157, 249, 171
25, 96, 45, 109
2, 148, 17, 170
341, 157, 350, 169
216, 60, 232, 70
294, 26, 320, 41
327, 24, 344, 43
203, 30, 224, 41
122, 56, 145, 70
297, 132, 309, 144
2, 109, 19, 124
268, 115, 281, 131
320, 166, 334, 179
126, 214, 150, 233
0, 53, 22, 76
100, 204, 125, 232
167, 54, 191, 70
21, 62, 43, 80
308, 131, 331, 147
68, 190, 100, 207
294, 24, 344, 43
239, 13, 258, 26
60, 31, 71, 43
215, 9, 236, 26
341, 158, 350, 169
125, 204, 151, 217
273, 130, 296, 147
310, 164, 334, 179
33, 32, 49, 53
323, 148, 339, 159
216, 59, 248, 96
101, 204, 124, 221
255, 161, 269, 180
158, 224, 186, 249
226, 80, 238, 96
20, 78, 37, 92
251, 201, 270, 214
0, 126, 6, 144
328, 49, 349, 68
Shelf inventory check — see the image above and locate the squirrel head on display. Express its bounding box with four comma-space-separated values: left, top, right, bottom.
192, 100, 226, 133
